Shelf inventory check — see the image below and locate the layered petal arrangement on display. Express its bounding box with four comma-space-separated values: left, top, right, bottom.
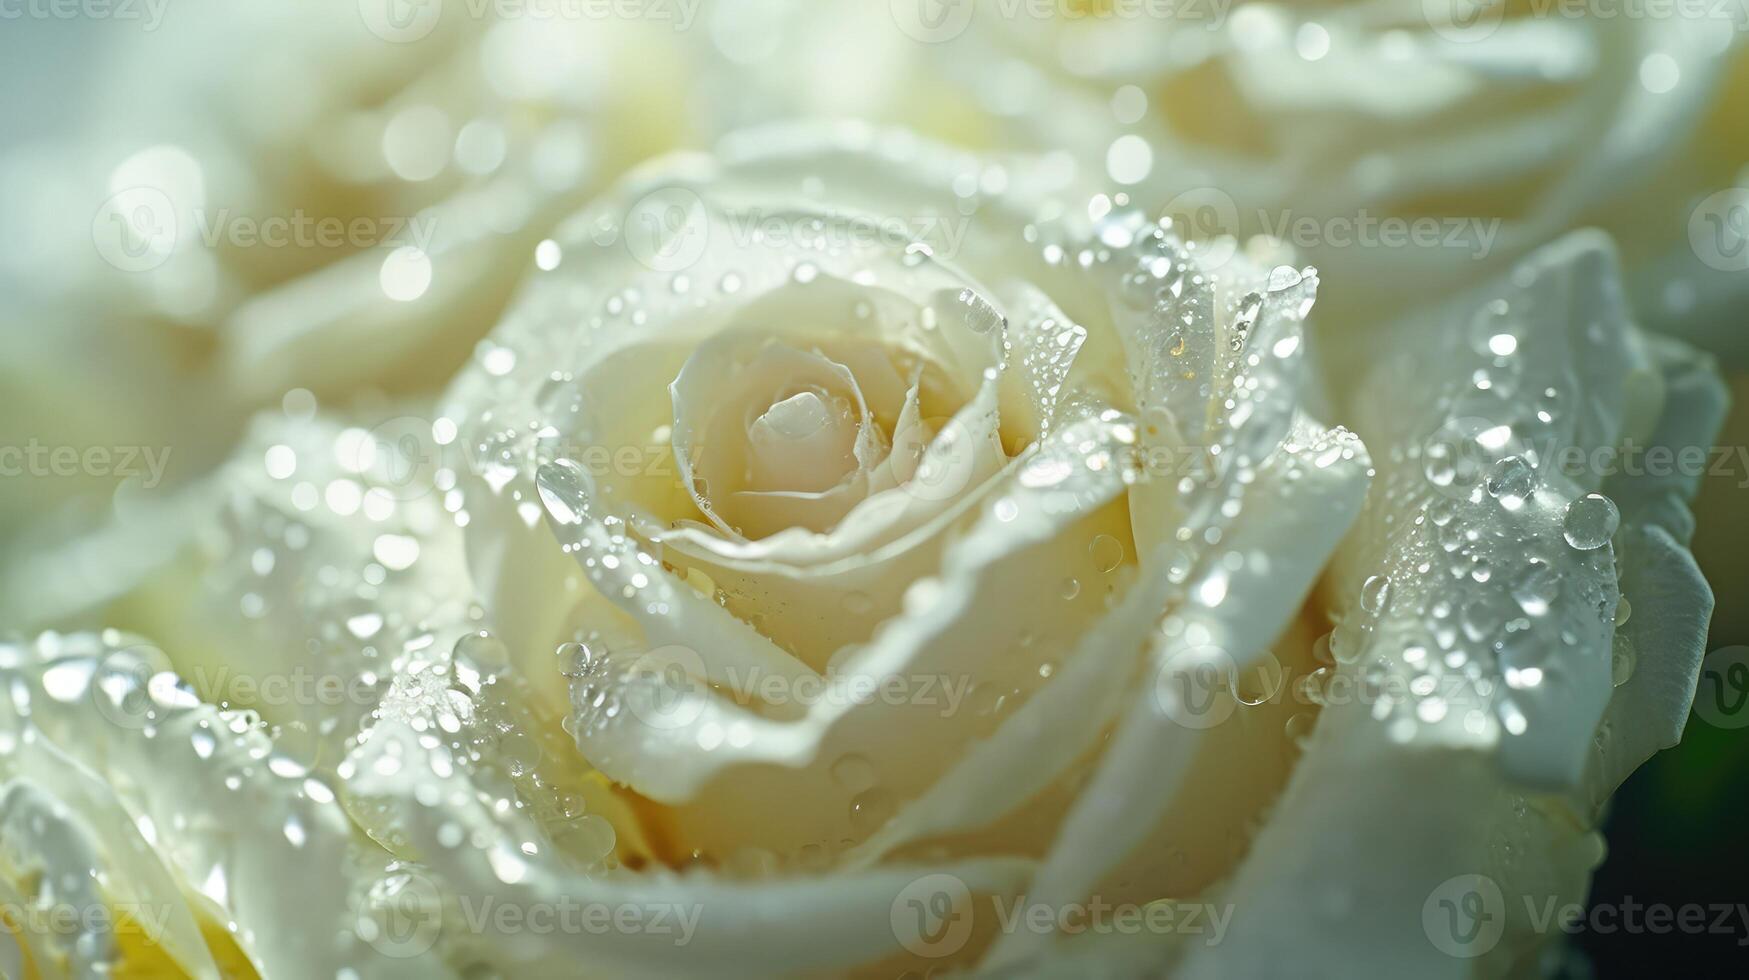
0, 5, 1735, 979
0, 121, 1721, 977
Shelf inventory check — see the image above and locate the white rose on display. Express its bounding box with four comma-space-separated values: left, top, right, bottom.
0, 126, 1720, 977
706, 1, 1749, 354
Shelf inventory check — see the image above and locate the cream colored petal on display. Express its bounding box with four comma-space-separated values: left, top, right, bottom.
985, 418, 1370, 968
1327, 231, 1656, 788
221, 185, 541, 401
1, 735, 221, 980
842, 546, 1179, 869
1178, 736, 1599, 979
1183, 232, 1719, 977
1, 632, 452, 978
1581, 335, 1727, 804
651, 374, 1008, 668
670, 336, 881, 537
538, 410, 1133, 829
347, 714, 1033, 976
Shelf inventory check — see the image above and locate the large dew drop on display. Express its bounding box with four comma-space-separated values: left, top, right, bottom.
1561, 493, 1619, 550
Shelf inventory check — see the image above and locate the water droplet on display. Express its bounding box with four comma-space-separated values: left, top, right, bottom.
454, 631, 510, 671
1511, 560, 1560, 617
1359, 575, 1391, 614
1611, 639, 1636, 687
830, 753, 877, 794
1562, 493, 1619, 550
1284, 712, 1315, 745
1485, 455, 1533, 505
1230, 292, 1262, 351
41, 660, 95, 702
1089, 534, 1124, 573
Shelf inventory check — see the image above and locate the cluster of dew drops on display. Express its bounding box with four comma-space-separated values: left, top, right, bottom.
1309, 292, 1629, 752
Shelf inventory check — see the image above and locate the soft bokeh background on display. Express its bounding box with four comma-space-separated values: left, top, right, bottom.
1, 5, 1744, 974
